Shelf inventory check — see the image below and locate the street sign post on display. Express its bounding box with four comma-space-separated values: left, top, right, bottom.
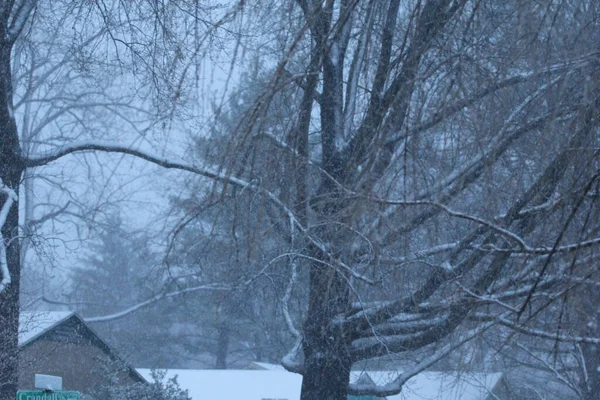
16, 391, 80, 400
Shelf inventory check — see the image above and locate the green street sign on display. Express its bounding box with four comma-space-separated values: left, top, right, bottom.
17, 391, 80, 400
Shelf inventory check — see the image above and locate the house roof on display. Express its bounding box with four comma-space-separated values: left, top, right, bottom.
19, 311, 146, 384
19, 311, 75, 346
137, 368, 503, 400
246, 361, 287, 371
137, 369, 302, 400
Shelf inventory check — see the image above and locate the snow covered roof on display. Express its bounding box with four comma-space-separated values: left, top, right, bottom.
137, 368, 503, 400
247, 361, 287, 371
20, 310, 147, 383
137, 369, 302, 400
19, 311, 75, 346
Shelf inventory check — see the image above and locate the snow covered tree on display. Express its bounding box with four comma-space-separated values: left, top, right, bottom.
71, 214, 155, 315
170, 1, 600, 399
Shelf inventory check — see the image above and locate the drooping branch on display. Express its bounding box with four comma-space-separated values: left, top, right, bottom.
43, 283, 231, 323
374, 96, 577, 243
25, 142, 303, 230
472, 314, 600, 346
513, 342, 580, 396
347, 320, 496, 396
27, 142, 380, 284
368, 197, 529, 250
476, 237, 600, 255
394, 52, 600, 145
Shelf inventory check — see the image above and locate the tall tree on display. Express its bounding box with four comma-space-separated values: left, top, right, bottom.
0, 1, 237, 398
68, 214, 168, 365
172, 1, 600, 399
0, 2, 40, 396
71, 215, 156, 315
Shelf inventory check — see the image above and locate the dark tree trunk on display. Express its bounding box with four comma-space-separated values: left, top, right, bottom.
0, 241, 20, 400
215, 323, 230, 369
0, 29, 24, 400
300, 258, 352, 400
300, 350, 351, 400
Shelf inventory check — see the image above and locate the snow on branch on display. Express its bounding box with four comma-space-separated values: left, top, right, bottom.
369, 197, 529, 250
470, 313, 600, 345
475, 236, 600, 255
282, 259, 300, 338
282, 337, 304, 374
26, 141, 374, 282
25, 141, 233, 175
378, 242, 458, 265
283, 217, 301, 339
350, 331, 428, 352
461, 279, 559, 310
46, 283, 231, 323
26, 140, 299, 229
494, 316, 600, 345
369, 107, 573, 243
403, 52, 600, 141
363, 314, 449, 337
0, 179, 17, 294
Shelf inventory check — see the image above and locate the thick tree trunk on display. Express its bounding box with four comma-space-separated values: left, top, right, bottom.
300, 350, 351, 400
300, 259, 352, 400
0, 32, 24, 400
0, 246, 20, 400
0, 159, 21, 400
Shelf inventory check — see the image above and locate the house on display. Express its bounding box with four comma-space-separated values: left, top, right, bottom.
19, 311, 146, 396
137, 367, 507, 400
